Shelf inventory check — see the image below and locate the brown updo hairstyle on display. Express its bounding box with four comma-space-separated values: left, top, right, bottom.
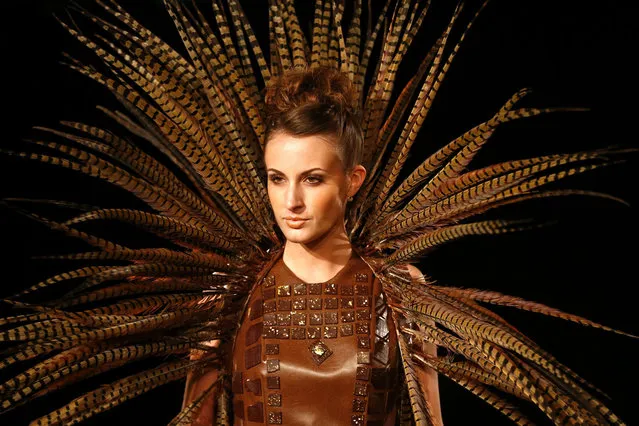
264, 67, 364, 171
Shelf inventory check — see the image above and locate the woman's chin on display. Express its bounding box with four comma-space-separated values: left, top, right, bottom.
280, 226, 323, 245
282, 230, 312, 244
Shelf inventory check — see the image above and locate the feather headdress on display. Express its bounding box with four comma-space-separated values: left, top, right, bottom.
0, 1, 636, 425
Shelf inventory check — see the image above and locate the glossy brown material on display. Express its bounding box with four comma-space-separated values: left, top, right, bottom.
231, 251, 399, 425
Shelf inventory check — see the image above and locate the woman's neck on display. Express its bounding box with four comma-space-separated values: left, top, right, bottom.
282, 227, 353, 283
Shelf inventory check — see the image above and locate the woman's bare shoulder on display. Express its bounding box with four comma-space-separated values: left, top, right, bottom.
404, 264, 426, 283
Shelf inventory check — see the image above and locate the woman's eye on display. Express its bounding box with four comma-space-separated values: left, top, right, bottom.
268, 175, 283, 184
305, 176, 323, 184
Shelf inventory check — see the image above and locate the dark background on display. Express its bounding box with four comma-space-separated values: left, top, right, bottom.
1, 1, 637, 425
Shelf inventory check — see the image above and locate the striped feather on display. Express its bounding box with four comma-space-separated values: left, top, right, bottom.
0, 2, 631, 425
27, 360, 195, 426
395, 326, 437, 425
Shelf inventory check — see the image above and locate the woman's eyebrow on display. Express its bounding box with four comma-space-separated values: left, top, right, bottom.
266, 167, 326, 175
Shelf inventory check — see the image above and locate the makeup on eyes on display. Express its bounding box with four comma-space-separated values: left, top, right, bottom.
267, 169, 328, 185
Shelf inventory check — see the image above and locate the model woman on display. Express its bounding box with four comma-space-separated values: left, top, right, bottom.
182, 67, 442, 425
0, 1, 632, 425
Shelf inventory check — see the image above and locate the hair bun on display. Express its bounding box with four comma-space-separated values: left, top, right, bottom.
264, 67, 358, 121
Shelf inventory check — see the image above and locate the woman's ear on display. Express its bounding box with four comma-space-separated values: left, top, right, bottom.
347, 165, 367, 197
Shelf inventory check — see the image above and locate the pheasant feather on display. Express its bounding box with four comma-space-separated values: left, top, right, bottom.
0, 1, 633, 425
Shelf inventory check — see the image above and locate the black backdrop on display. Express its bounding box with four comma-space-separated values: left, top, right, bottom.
1, 1, 638, 425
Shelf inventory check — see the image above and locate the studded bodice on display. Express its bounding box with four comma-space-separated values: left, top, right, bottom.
230, 251, 400, 425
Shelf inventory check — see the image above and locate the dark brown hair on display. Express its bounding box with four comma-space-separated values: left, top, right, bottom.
264, 67, 363, 171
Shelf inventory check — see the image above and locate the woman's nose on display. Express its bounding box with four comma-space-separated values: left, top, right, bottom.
285, 184, 304, 210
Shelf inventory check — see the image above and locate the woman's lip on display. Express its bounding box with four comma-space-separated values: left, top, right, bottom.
284, 218, 308, 228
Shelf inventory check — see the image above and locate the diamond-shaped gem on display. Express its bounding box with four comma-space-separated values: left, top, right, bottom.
308, 340, 333, 365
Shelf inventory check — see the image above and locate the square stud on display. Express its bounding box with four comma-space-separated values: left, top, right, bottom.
357, 336, 370, 349
276, 313, 291, 326
263, 300, 277, 313
277, 285, 291, 297
307, 327, 321, 339
278, 299, 291, 311
341, 310, 355, 323
291, 327, 306, 339
324, 282, 338, 295
352, 414, 365, 425
266, 359, 280, 373
291, 312, 306, 326
325, 297, 338, 309
292, 298, 306, 310
263, 288, 276, 300
308, 283, 322, 295
352, 398, 366, 412
341, 284, 354, 295
268, 411, 282, 424
356, 366, 371, 381
308, 340, 333, 365
264, 313, 277, 326
356, 309, 371, 321
355, 273, 368, 282
310, 313, 323, 325
263, 275, 275, 288
267, 376, 280, 389
263, 326, 277, 339
355, 296, 370, 308
324, 312, 338, 324
356, 322, 370, 334
267, 393, 282, 407
309, 298, 322, 310
354, 383, 368, 396
357, 351, 370, 364
354, 284, 368, 295
340, 297, 354, 309
265, 344, 279, 355
293, 283, 307, 295
340, 324, 353, 336
277, 328, 290, 339
323, 326, 338, 339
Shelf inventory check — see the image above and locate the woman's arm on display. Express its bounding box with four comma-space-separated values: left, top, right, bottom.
405, 264, 444, 426
181, 340, 221, 426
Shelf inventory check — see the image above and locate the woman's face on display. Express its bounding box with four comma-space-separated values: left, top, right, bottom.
265, 133, 356, 246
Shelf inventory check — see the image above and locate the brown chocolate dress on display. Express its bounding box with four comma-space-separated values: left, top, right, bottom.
231, 251, 400, 425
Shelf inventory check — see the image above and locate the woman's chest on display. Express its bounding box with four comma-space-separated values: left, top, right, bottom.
230, 257, 400, 425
